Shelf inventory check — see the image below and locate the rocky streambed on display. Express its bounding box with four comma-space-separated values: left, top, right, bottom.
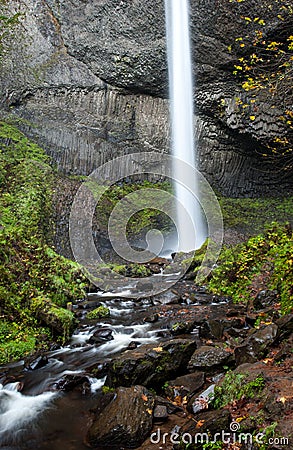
0, 280, 292, 450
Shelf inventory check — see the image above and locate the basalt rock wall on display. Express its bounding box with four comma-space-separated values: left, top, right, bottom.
0, 0, 292, 196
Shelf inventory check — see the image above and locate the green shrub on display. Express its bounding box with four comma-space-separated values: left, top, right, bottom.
212, 371, 265, 409
208, 223, 293, 314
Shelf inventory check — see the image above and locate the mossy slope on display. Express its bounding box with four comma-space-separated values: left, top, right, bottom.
0, 121, 87, 364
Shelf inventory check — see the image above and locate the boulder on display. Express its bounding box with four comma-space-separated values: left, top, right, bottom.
89, 328, 114, 344
276, 314, 293, 341
54, 375, 90, 393
153, 405, 168, 423
235, 323, 278, 366
166, 372, 205, 400
105, 339, 197, 388
253, 290, 278, 310
25, 355, 49, 371
182, 408, 231, 435
188, 345, 234, 371
86, 385, 154, 449
152, 291, 180, 305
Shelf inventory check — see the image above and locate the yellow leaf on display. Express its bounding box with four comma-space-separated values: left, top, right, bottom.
152, 346, 163, 352
249, 115, 256, 121
236, 416, 247, 422
146, 408, 152, 414
263, 358, 273, 364
196, 420, 205, 428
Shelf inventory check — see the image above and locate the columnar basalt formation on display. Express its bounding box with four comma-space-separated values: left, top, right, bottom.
0, 0, 292, 196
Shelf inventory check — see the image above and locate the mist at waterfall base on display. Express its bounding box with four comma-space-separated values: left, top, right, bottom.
165, 0, 207, 252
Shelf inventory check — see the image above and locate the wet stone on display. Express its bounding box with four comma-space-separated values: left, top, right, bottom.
136, 280, 153, 291
276, 314, 293, 341
127, 341, 139, 350
253, 290, 278, 310
188, 345, 234, 371
152, 290, 180, 305
153, 405, 168, 422
235, 323, 278, 366
168, 372, 205, 398
144, 314, 159, 323
25, 355, 49, 371
105, 339, 197, 388
87, 385, 154, 449
54, 375, 90, 392
182, 408, 231, 435
89, 328, 114, 344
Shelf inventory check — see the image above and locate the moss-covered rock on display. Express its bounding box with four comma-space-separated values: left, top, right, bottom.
86, 306, 110, 320
105, 339, 197, 389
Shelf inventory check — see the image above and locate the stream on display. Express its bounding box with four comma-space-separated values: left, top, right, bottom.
0, 286, 179, 450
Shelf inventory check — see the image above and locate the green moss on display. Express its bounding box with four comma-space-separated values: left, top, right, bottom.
86, 306, 110, 320
94, 180, 173, 236
102, 385, 115, 394
208, 223, 293, 314
219, 196, 293, 234
0, 121, 88, 363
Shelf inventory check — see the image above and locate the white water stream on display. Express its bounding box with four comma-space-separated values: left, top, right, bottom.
0, 298, 161, 447
165, 0, 207, 251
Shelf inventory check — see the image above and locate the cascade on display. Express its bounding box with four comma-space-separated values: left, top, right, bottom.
165, 0, 207, 251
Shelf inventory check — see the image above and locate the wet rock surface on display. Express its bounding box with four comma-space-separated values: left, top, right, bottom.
86, 385, 155, 449
0, 278, 292, 449
235, 323, 278, 365
188, 345, 234, 371
105, 339, 197, 389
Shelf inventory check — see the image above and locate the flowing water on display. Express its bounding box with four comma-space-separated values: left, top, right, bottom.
0, 293, 166, 449
0, 283, 225, 449
165, 0, 207, 251
0, 3, 214, 448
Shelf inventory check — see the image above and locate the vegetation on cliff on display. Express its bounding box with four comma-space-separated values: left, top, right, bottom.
230, 0, 293, 169
0, 121, 87, 364
207, 222, 293, 314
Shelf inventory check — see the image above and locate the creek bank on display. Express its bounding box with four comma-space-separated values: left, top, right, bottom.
0, 275, 292, 449
85, 289, 292, 449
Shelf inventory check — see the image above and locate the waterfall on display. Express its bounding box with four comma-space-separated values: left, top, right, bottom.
165, 0, 207, 252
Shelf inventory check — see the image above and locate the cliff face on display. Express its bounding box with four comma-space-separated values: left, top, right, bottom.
0, 0, 292, 196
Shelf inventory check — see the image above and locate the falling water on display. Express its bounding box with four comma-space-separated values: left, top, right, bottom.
165, 0, 207, 251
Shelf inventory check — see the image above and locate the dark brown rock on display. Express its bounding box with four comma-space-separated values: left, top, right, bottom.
188, 345, 234, 371
105, 339, 197, 388
153, 405, 168, 422
167, 372, 205, 399
87, 385, 154, 448
276, 314, 293, 341
182, 408, 231, 435
235, 323, 278, 366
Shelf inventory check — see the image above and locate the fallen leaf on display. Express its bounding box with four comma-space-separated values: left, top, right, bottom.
262, 358, 273, 364
196, 420, 205, 428
146, 408, 152, 414
152, 347, 163, 352
141, 394, 148, 402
